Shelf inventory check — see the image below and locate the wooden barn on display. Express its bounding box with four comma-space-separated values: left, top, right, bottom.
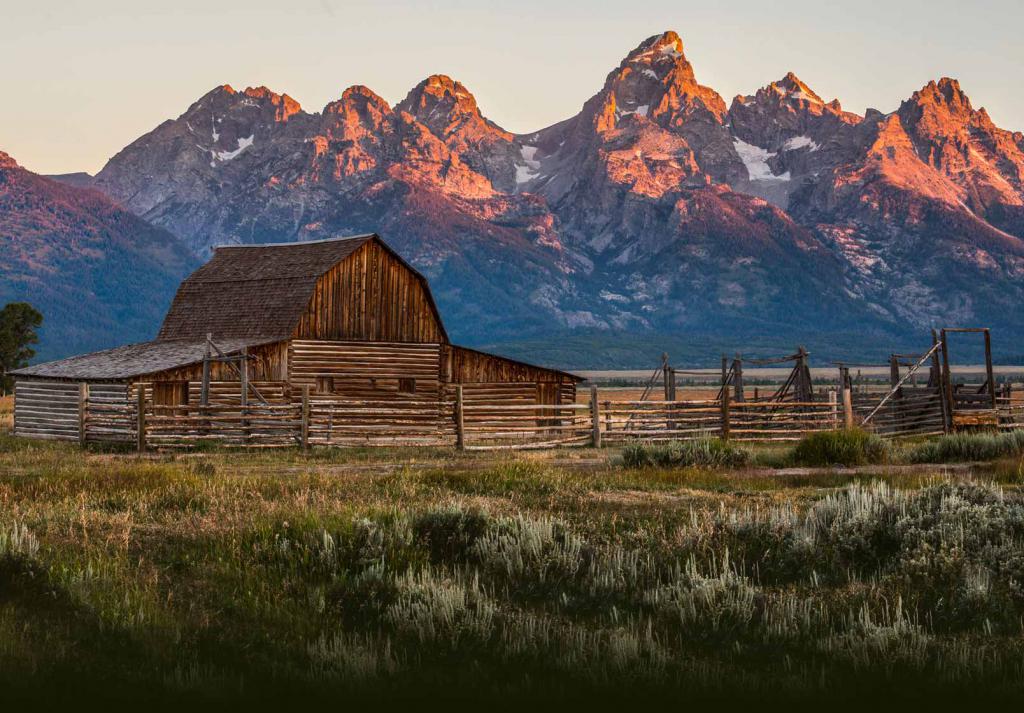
12, 234, 582, 448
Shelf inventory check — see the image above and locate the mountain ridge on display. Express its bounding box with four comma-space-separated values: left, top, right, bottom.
25, 30, 1024, 365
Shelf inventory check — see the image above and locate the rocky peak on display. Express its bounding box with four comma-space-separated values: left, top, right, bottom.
321, 86, 393, 137
899, 77, 975, 138
895, 78, 1024, 211
774, 72, 824, 104
0, 151, 18, 170
621, 31, 689, 78
592, 30, 727, 134
397, 74, 512, 144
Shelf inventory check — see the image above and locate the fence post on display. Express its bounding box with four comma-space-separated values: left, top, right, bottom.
720, 390, 731, 441
301, 384, 310, 451
842, 386, 854, 429
136, 384, 147, 453
78, 382, 89, 446
455, 385, 465, 451
590, 384, 601, 448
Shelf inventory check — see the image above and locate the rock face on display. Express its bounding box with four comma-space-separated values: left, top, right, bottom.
0, 152, 198, 360
66, 30, 1024, 362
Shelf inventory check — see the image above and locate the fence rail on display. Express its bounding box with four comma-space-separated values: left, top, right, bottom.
18, 380, 1024, 452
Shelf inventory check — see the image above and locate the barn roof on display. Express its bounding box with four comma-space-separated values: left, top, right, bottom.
156, 233, 449, 343
11, 338, 267, 381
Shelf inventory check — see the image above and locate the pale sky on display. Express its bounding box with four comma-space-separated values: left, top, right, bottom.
3, 0, 1022, 175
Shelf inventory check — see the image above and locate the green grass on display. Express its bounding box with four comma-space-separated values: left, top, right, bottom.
789, 429, 891, 467
905, 429, 1024, 464
621, 438, 751, 468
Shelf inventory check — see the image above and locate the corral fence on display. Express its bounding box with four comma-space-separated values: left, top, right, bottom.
13, 378, 989, 452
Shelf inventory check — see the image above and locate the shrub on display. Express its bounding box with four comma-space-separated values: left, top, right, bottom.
904, 429, 1024, 464
412, 505, 491, 562
790, 429, 890, 467
622, 438, 750, 469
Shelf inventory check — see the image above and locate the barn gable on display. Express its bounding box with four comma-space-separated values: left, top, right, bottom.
293, 238, 447, 343
157, 234, 446, 344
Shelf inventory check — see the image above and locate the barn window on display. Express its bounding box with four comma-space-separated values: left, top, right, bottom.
399, 378, 416, 394
153, 381, 189, 406
316, 376, 335, 394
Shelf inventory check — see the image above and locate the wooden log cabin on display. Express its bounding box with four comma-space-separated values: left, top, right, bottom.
12, 234, 581, 444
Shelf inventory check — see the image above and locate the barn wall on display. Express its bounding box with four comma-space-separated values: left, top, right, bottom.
139, 342, 289, 384
443, 345, 573, 385
294, 241, 444, 343
288, 340, 442, 399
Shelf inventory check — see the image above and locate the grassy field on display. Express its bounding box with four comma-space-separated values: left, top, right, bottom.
3, 395, 1024, 706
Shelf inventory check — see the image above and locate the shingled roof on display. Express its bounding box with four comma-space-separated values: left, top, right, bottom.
157, 234, 384, 341
11, 338, 265, 381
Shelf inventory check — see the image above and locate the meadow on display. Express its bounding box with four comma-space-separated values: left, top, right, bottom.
2, 394, 1024, 707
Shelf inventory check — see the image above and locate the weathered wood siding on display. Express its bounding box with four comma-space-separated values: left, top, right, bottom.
14, 380, 80, 440
142, 342, 289, 383
289, 340, 442, 399
294, 241, 444, 343
443, 345, 571, 385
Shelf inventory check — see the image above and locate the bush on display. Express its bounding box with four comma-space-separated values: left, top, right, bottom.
904, 429, 1024, 464
790, 429, 890, 467
622, 438, 750, 469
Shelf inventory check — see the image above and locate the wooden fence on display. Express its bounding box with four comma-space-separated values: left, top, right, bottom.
15, 380, 1024, 452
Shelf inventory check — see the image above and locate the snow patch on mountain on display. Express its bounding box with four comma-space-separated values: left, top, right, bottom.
783, 135, 819, 152
214, 135, 254, 163
733, 138, 790, 181
516, 145, 541, 186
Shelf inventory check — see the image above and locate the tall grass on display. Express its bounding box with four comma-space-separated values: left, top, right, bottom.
622, 438, 750, 468
790, 429, 890, 467
905, 429, 1024, 464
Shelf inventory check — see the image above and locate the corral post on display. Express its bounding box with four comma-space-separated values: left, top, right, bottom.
300, 384, 310, 451
201, 332, 212, 406
455, 385, 465, 451
828, 389, 837, 430
796, 346, 812, 402
240, 346, 249, 443
666, 368, 677, 432
984, 329, 996, 409
240, 346, 249, 407
590, 384, 601, 448
78, 382, 89, 447
940, 329, 954, 432
733, 354, 744, 402
840, 366, 854, 429
720, 390, 731, 441
662, 353, 670, 400
136, 384, 147, 453
721, 355, 728, 394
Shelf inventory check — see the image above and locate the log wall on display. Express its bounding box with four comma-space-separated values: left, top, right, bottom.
288, 340, 442, 399
13, 380, 80, 440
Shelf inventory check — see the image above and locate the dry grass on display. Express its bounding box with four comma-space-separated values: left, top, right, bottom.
2, 433, 1024, 705
0, 395, 11, 432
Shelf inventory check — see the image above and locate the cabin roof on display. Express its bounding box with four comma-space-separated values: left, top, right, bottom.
10, 338, 269, 381
156, 233, 448, 343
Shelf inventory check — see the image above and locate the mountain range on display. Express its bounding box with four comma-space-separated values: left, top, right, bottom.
4, 30, 1024, 366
